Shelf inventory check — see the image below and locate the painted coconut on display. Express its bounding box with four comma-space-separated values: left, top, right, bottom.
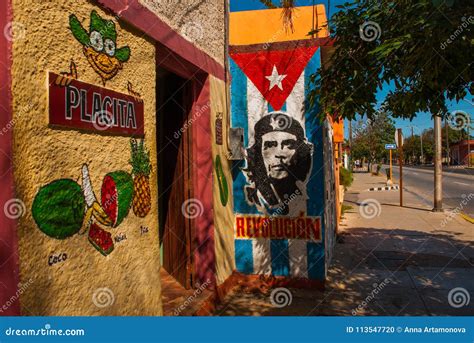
101, 171, 133, 227
32, 179, 86, 239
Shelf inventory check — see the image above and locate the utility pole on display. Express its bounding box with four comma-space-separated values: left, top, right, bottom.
433, 114, 443, 212
468, 120, 471, 167
348, 119, 353, 171
411, 126, 414, 164
420, 131, 424, 164
397, 129, 404, 207
445, 118, 450, 165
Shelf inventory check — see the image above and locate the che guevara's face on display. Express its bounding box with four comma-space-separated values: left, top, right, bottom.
261, 131, 297, 180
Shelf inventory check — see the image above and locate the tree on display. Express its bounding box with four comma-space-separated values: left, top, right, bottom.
258, 0, 296, 32
351, 111, 396, 163
309, 0, 473, 121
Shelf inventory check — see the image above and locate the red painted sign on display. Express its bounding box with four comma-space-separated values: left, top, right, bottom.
48, 72, 144, 136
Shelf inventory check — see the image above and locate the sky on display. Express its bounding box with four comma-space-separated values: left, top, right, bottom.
230, 0, 473, 139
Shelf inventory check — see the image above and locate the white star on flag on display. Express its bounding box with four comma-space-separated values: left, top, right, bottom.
265, 65, 286, 91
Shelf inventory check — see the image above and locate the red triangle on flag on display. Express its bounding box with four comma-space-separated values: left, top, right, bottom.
230, 46, 318, 110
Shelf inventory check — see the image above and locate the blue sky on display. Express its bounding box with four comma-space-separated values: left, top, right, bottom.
230, 0, 473, 139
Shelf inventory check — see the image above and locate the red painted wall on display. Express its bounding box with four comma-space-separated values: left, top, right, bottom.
0, 0, 21, 316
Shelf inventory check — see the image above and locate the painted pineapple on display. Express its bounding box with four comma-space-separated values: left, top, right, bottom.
129, 139, 152, 217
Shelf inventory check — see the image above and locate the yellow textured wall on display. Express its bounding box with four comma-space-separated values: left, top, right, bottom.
11, 0, 162, 315
209, 76, 235, 285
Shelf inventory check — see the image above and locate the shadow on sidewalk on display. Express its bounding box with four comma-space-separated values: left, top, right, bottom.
214, 227, 473, 316
344, 199, 433, 212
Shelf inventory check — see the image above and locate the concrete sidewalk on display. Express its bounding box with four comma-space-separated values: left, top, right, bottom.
213, 173, 473, 316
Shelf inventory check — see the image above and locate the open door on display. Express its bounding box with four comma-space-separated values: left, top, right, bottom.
157, 67, 194, 289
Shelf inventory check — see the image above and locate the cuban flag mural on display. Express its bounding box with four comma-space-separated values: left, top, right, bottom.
229, 5, 334, 282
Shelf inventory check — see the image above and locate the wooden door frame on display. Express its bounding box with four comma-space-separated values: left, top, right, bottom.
156, 43, 216, 288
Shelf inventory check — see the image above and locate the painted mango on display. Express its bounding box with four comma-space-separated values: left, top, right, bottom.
32, 179, 86, 239
101, 171, 133, 227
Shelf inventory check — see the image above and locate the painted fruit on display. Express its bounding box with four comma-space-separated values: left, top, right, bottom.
215, 155, 229, 206
32, 179, 86, 239
101, 171, 133, 227
88, 223, 114, 256
133, 174, 151, 217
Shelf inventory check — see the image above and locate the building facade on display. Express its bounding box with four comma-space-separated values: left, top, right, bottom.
0, 0, 338, 316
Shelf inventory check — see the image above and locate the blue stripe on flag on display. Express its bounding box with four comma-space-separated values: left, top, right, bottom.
230, 58, 248, 147
235, 239, 254, 274
307, 242, 325, 280
270, 239, 289, 276
231, 58, 261, 214
267, 102, 286, 112
304, 49, 325, 217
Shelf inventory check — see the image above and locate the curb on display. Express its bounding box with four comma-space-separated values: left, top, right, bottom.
369, 186, 399, 192
459, 212, 474, 224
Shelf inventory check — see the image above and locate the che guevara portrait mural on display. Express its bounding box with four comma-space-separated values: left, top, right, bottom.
229, 39, 328, 280
244, 112, 313, 216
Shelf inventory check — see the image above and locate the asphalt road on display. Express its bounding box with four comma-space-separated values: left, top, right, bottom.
384, 165, 474, 217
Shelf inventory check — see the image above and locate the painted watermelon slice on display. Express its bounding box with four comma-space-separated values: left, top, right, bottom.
88, 223, 114, 256
101, 171, 133, 227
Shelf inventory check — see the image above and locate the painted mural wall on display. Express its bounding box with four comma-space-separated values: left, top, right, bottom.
11, 0, 162, 315
210, 76, 236, 286
229, 6, 332, 281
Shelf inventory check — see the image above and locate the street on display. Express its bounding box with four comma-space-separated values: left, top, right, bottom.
214, 172, 473, 316
386, 165, 474, 217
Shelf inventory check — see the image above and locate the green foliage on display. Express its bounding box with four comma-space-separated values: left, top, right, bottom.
310, 0, 473, 121
403, 124, 469, 163
129, 139, 151, 176
341, 203, 353, 216
340, 167, 354, 189
351, 111, 396, 162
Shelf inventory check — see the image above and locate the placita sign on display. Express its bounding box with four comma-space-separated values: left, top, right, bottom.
48, 72, 144, 136
385, 143, 397, 150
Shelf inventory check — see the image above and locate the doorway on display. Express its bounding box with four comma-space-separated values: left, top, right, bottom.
157, 67, 194, 289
